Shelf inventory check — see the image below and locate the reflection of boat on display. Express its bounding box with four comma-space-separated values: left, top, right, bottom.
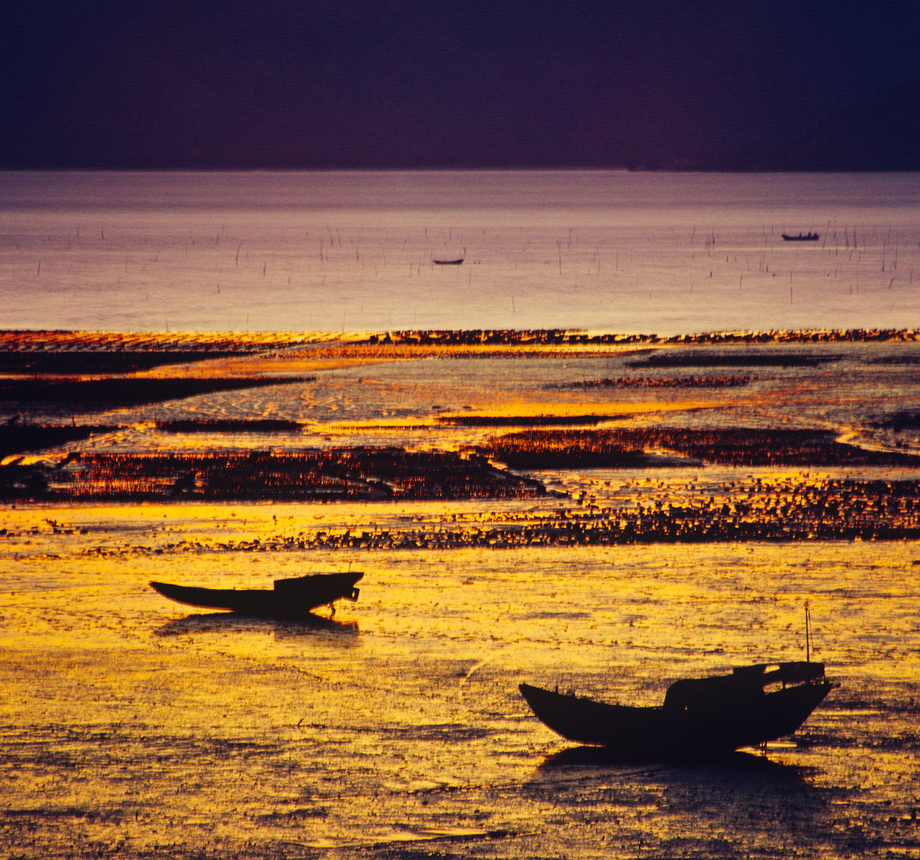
149, 572, 363, 617
520, 661, 833, 758
154, 611, 360, 640
433, 258, 464, 265
782, 233, 820, 241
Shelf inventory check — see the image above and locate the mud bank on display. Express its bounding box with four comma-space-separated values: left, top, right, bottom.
477, 427, 920, 468
0, 448, 543, 503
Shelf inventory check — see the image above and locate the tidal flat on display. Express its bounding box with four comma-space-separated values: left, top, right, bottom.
2, 329, 920, 858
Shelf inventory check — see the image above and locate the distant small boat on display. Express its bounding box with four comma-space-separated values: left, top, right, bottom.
520, 660, 833, 759
149, 572, 363, 617
433, 258, 464, 265
782, 232, 820, 241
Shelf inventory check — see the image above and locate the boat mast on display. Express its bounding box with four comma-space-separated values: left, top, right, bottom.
805, 600, 811, 663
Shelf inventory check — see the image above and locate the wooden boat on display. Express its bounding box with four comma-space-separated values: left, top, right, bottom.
149, 571, 363, 617
520, 661, 833, 759
432, 258, 464, 265
781, 232, 820, 241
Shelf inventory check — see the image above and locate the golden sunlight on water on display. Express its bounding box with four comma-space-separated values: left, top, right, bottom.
2, 330, 920, 856
2, 501, 918, 858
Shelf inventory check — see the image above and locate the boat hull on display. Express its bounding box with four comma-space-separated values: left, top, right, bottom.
149, 572, 363, 617
520, 675, 832, 758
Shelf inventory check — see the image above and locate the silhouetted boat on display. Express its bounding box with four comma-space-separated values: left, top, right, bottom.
433, 258, 464, 265
149, 572, 363, 617
782, 232, 820, 241
520, 661, 833, 758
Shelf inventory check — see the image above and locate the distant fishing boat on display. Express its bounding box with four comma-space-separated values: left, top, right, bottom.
149, 572, 363, 617
432, 258, 464, 265
520, 660, 833, 759
782, 232, 820, 241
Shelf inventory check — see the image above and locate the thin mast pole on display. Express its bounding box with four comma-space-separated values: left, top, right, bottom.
805, 601, 811, 663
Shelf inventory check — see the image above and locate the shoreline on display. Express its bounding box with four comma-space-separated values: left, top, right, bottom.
1, 326, 918, 354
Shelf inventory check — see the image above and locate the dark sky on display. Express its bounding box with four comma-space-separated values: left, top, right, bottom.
2, 1, 918, 170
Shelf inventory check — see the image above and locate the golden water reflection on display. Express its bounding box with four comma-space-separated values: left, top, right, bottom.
2, 500, 919, 857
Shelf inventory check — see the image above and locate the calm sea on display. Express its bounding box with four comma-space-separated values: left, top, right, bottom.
2, 170, 919, 334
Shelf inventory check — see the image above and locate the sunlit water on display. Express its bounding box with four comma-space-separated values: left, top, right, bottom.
2, 511, 919, 858
2, 170, 919, 334
2, 171, 920, 858
9, 339, 920, 461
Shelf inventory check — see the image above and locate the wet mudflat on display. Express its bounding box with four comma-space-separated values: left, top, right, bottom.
2, 330, 920, 858
2, 506, 919, 859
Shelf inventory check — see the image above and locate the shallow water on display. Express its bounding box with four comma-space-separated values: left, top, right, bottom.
2, 170, 919, 334
7, 339, 920, 463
